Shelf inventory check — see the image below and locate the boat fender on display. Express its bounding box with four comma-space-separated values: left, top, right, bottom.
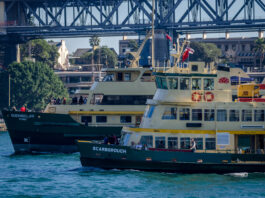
191, 92, 201, 102
204, 92, 214, 102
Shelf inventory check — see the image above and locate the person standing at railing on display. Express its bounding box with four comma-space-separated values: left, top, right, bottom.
190, 139, 196, 152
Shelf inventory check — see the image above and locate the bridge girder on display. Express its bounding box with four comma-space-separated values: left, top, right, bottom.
0, 0, 265, 39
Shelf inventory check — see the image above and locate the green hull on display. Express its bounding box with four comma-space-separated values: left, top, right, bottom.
78, 142, 265, 174
2, 110, 122, 153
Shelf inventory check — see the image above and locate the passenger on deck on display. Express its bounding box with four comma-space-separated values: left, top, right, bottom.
79, 96, 84, 105
104, 136, 108, 144
62, 97, 66, 105
190, 139, 196, 152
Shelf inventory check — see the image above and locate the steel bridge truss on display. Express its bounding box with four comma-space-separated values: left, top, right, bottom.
2, 0, 265, 38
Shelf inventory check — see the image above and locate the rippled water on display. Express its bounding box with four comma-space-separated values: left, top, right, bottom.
1, 132, 265, 198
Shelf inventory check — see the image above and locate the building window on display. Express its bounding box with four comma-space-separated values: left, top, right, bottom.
168, 137, 178, 149
179, 108, 190, 120
69, 76, 80, 83
162, 107, 177, 120
124, 73, 131, 81
229, 110, 239, 122
254, 110, 264, 122
192, 109, 202, 121
192, 78, 201, 90
204, 109, 215, 121
242, 44, 245, 51
203, 78, 214, 90
155, 137, 165, 149
225, 45, 228, 51
81, 116, 92, 123
206, 138, 216, 150
217, 109, 227, 121
81, 76, 92, 82
194, 138, 203, 150
120, 116, 132, 123
139, 136, 153, 148
242, 110, 252, 122
180, 137, 190, 149
180, 78, 190, 90
168, 78, 178, 89
96, 116, 107, 123
117, 72, 123, 81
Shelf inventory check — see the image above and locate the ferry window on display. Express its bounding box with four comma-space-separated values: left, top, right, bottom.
161, 77, 168, 89
81, 116, 92, 123
168, 137, 178, 149
155, 137, 165, 149
69, 76, 80, 83
168, 78, 178, 89
254, 110, 265, 122
103, 74, 114, 82
242, 110, 252, 122
204, 79, 214, 90
204, 109, 215, 121
206, 138, 216, 150
229, 110, 239, 122
217, 109, 227, 121
162, 107, 177, 120
155, 77, 162, 88
191, 65, 198, 72
139, 136, 153, 148
100, 95, 153, 105
96, 116, 107, 123
179, 108, 190, 120
120, 116, 132, 123
180, 137, 190, 149
146, 106, 155, 118
192, 109, 202, 121
81, 76, 92, 82
124, 73, 131, 81
117, 72, 123, 81
194, 138, 203, 150
192, 78, 201, 90
91, 94, 104, 104
180, 78, 190, 90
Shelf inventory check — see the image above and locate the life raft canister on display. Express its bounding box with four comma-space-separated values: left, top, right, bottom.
204, 92, 214, 102
192, 92, 201, 102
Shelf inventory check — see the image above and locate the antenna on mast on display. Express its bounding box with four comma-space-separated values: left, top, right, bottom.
151, 0, 155, 67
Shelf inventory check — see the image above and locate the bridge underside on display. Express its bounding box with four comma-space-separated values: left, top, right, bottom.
0, 0, 264, 42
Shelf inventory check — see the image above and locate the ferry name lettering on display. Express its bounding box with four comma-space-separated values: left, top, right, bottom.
10, 114, 34, 119
92, 146, 127, 154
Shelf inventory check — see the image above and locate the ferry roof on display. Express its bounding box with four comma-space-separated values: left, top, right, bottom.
102, 67, 151, 72
153, 72, 217, 77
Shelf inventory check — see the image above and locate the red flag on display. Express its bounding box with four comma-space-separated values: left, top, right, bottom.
182, 47, 195, 62
165, 34, 172, 41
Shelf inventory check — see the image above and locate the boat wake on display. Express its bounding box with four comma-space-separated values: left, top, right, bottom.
225, 172, 248, 178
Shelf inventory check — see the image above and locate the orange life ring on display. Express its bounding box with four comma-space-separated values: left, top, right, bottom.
204, 92, 214, 102
192, 92, 201, 102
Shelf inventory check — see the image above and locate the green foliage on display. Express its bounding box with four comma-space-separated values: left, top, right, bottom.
20, 39, 59, 68
189, 42, 221, 63
80, 47, 117, 68
0, 61, 68, 111
253, 38, 265, 69
89, 36, 101, 48
128, 40, 138, 52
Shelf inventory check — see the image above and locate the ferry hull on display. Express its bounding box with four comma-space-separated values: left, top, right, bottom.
2, 110, 122, 153
78, 142, 265, 174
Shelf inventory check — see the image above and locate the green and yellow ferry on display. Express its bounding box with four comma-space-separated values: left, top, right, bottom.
2, 67, 155, 153
77, 62, 265, 174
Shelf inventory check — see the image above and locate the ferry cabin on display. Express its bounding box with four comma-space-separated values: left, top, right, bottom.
45, 67, 155, 128
122, 63, 265, 155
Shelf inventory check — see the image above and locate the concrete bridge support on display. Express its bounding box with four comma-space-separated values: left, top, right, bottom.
0, 1, 6, 34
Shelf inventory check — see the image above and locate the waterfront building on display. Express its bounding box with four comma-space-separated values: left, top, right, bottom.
48, 40, 70, 70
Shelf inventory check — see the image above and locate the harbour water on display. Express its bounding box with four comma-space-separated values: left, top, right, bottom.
0, 132, 265, 198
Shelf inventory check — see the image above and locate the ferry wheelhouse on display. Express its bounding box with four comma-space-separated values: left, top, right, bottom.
2, 67, 156, 153
78, 62, 265, 173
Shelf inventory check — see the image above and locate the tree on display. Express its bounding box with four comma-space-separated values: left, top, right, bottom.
128, 40, 138, 52
89, 36, 101, 67
20, 39, 59, 68
80, 46, 117, 68
0, 61, 68, 111
189, 42, 221, 64
253, 38, 265, 70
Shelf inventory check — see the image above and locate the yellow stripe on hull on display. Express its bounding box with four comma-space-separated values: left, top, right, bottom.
69, 111, 144, 115
123, 127, 265, 135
